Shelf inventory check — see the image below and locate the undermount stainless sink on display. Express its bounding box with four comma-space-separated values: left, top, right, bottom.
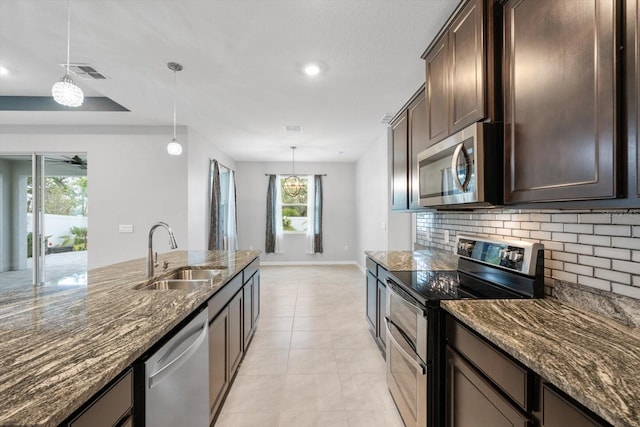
139, 278, 213, 290
134, 268, 225, 290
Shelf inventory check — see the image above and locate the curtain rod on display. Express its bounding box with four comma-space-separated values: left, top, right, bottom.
265, 173, 327, 176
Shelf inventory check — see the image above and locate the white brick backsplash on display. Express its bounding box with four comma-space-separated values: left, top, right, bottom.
611, 237, 640, 250
552, 214, 578, 223
579, 213, 611, 224
564, 263, 593, 277
578, 255, 611, 269
552, 270, 577, 283
564, 223, 593, 234
521, 222, 541, 230
541, 223, 563, 232
578, 275, 610, 291
594, 224, 631, 237
551, 232, 578, 243
552, 252, 577, 263
547, 260, 564, 270
416, 208, 640, 301
579, 235, 611, 247
593, 247, 631, 260
611, 283, 640, 299
564, 243, 593, 255
612, 260, 640, 275
531, 231, 552, 240
611, 213, 640, 225
530, 213, 551, 222
595, 268, 631, 285
512, 229, 530, 238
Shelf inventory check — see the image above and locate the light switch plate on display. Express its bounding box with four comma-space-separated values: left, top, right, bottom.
119, 224, 134, 233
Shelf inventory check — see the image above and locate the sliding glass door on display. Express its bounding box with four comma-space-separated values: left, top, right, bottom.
0, 153, 88, 289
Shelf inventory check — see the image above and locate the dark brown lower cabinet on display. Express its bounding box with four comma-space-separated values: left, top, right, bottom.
67, 369, 133, 427
541, 383, 604, 427
208, 308, 229, 423
243, 276, 254, 344
228, 291, 243, 376
366, 270, 377, 330
446, 347, 530, 427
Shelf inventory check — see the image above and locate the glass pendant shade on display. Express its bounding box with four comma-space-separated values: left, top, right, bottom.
52, 74, 84, 107
167, 138, 183, 156
283, 175, 303, 196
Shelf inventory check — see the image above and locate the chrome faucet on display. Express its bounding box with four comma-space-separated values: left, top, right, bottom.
147, 222, 178, 277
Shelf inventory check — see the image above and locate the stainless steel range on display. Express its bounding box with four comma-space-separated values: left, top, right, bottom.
384, 235, 544, 427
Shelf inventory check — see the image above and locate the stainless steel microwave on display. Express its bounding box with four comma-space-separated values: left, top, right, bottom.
417, 122, 502, 207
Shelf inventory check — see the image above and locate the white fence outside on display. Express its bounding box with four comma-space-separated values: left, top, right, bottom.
27, 213, 88, 247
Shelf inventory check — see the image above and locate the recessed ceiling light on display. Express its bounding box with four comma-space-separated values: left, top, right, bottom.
303, 63, 321, 77
0, 66, 9, 76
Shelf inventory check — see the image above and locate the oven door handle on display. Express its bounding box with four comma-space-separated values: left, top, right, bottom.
386, 279, 427, 317
384, 317, 426, 375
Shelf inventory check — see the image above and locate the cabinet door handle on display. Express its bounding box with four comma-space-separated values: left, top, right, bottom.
148, 319, 207, 389
451, 142, 470, 192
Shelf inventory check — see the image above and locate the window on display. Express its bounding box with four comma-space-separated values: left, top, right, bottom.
280, 176, 308, 233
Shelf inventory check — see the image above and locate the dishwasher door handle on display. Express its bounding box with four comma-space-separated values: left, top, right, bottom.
148, 319, 208, 389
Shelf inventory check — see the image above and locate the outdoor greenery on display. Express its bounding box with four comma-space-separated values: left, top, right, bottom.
280, 177, 309, 232
27, 176, 88, 216
60, 226, 88, 251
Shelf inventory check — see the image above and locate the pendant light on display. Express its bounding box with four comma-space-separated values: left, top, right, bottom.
52, 0, 84, 107
283, 146, 303, 197
167, 62, 183, 156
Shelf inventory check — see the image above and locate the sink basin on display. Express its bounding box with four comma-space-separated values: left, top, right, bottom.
174, 269, 224, 281
134, 268, 225, 290
136, 278, 213, 290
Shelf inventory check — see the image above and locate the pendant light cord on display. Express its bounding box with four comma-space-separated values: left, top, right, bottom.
66, 0, 71, 72
173, 69, 177, 139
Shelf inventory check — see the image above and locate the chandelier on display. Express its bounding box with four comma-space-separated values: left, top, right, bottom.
52, 0, 84, 107
283, 146, 303, 197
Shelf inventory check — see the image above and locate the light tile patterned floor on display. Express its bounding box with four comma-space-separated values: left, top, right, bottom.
215, 265, 404, 427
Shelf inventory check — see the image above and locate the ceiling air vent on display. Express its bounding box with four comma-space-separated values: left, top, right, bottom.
60, 63, 108, 80
380, 113, 394, 124
284, 125, 302, 133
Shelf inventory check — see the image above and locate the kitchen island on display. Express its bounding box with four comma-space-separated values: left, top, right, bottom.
0, 250, 260, 427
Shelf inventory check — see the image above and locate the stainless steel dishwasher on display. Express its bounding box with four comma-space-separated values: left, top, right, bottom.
143, 308, 209, 427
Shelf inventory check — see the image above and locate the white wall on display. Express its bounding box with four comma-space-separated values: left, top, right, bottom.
236, 161, 357, 263
187, 129, 236, 251
0, 125, 189, 269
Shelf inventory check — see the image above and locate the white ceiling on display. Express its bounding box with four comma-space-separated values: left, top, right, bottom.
0, 0, 458, 162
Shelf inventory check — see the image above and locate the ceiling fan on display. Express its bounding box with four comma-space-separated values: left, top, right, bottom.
48, 155, 88, 170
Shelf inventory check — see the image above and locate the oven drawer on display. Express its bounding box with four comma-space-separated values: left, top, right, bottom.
447, 319, 532, 411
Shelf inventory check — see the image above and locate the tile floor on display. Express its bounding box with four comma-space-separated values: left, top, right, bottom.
215, 265, 404, 427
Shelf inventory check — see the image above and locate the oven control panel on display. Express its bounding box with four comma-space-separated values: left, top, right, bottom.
456, 235, 542, 276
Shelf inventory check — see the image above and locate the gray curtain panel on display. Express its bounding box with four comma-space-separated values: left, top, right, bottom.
208, 160, 224, 250
314, 174, 323, 253
265, 174, 276, 253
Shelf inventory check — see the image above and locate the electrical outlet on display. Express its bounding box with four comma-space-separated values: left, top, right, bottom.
444, 230, 450, 243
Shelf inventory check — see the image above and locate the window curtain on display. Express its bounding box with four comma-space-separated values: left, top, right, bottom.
208, 160, 223, 250
226, 170, 238, 251
313, 174, 323, 253
275, 176, 284, 253
265, 175, 276, 253
305, 175, 315, 254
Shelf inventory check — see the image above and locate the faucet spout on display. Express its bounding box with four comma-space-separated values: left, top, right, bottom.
147, 222, 178, 278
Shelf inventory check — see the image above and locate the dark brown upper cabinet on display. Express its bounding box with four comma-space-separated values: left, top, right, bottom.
390, 110, 409, 210
390, 87, 429, 211
503, 0, 617, 204
423, 0, 492, 148
627, 0, 640, 199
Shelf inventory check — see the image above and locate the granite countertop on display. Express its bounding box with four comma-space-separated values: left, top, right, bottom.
441, 299, 640, 427
365, 248, 458, 271
0, 249, 260, 427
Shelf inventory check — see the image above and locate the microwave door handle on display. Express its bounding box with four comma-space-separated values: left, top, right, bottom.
451, 142, 467, 192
